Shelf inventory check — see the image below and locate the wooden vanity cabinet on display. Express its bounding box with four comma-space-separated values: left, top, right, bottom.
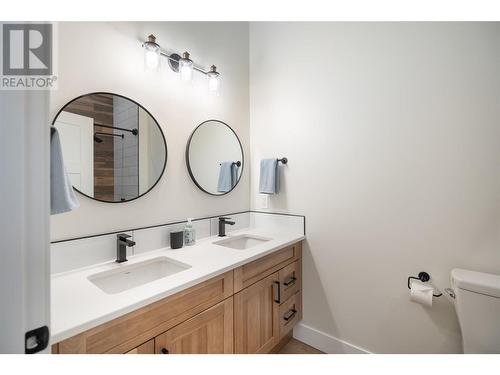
53, 241, 303, 355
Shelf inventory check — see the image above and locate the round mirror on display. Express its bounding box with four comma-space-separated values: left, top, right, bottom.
52, 92, 167, 203
186, 120, 244, 195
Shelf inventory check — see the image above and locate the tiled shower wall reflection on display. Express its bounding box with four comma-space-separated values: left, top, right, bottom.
113, 96, 139, 201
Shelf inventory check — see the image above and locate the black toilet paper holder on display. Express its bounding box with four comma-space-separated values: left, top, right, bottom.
407, 271, 442, 297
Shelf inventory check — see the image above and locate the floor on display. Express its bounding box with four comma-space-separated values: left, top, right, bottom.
277, 338, 324, 354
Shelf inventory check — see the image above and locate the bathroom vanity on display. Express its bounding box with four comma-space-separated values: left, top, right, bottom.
49, 91, 304, 354
50, 224, 304, 354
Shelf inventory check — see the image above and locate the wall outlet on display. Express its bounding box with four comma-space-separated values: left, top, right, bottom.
260, 194, 269, 209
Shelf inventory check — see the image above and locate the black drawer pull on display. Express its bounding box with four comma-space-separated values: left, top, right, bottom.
283, 309, 297, 321
274, 281, 281, 304
283, 276, 297, 287
161, 348, 169, 354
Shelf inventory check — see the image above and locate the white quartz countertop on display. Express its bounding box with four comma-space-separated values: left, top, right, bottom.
51, 228, 304, 344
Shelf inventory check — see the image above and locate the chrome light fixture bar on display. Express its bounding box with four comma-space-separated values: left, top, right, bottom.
143, 34, 221, 94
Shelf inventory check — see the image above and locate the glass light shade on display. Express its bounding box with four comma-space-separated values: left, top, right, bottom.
179, 58, 193, 81
144, 42, 160, 71
208, 71, 220, 95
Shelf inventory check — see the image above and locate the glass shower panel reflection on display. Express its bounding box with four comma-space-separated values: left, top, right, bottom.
113, 96, 139, 201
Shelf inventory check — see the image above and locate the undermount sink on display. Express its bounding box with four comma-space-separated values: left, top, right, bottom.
214, 234, 271, 250
88, 257, 191, 294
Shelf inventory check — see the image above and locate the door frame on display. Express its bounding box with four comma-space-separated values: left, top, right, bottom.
0, 88, 51, 353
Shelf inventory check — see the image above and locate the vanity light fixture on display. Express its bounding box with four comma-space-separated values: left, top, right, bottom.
143, 34, 161, 71
179, 51, 194, 81
142, 35, 221, 92
207, 65, 220, 95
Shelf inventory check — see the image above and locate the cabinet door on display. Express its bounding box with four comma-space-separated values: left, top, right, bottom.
155, 298, 233, 354
234, 272, 279, 353
125, 339, 154, 354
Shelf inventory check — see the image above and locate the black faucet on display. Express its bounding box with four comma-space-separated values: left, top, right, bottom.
116, 233, 135, 263
218, 217, 235, 237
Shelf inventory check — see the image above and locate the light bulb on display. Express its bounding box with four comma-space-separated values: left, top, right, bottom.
143, 34, 160, 71
179, 51, 193, 81
207, 65, 220, 95
145, 49, 160, 70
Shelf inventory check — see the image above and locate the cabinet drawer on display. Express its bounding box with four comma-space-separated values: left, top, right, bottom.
57, 271, 233, 354
125, 339, 154, 354
234, 241, 302, 292
278, 259, 301, 303
278, 291, 302, 339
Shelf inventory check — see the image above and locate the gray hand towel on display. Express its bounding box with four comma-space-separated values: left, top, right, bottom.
217, 161, 239, 193
50, 127, 79, 214
259, 158, 279, 194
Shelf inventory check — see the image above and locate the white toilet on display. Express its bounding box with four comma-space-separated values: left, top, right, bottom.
451, 268, 500, 353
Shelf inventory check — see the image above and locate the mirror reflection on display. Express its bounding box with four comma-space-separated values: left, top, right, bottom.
53, 93, 167, 203
186, 120, 243, 195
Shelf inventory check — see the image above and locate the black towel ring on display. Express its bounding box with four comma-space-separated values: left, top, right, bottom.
277, 157, 288, 164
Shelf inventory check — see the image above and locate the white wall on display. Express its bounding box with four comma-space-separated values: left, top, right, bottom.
249, 22, 500, 353
50, 22, 249, 241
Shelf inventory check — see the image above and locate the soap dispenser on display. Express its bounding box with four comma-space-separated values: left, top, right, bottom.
184, 218, 196, 246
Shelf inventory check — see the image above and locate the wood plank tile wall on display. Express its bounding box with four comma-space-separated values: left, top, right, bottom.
65, 94, 115, 201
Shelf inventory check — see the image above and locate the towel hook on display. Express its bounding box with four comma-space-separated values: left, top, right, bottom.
277, 157, 288, 164
407, 271, 442, 297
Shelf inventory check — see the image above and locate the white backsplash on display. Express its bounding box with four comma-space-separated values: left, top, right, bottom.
249, 211, 305, 235
133, 219, 211, 256
208, 212, 251, 236
51, 211, 304, 274
51, 231, 134, 274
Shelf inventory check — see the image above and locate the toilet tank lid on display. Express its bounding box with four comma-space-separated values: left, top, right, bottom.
451, 269, 500, 298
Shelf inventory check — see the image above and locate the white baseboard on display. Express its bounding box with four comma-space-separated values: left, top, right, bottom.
293, 323, 372, 354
